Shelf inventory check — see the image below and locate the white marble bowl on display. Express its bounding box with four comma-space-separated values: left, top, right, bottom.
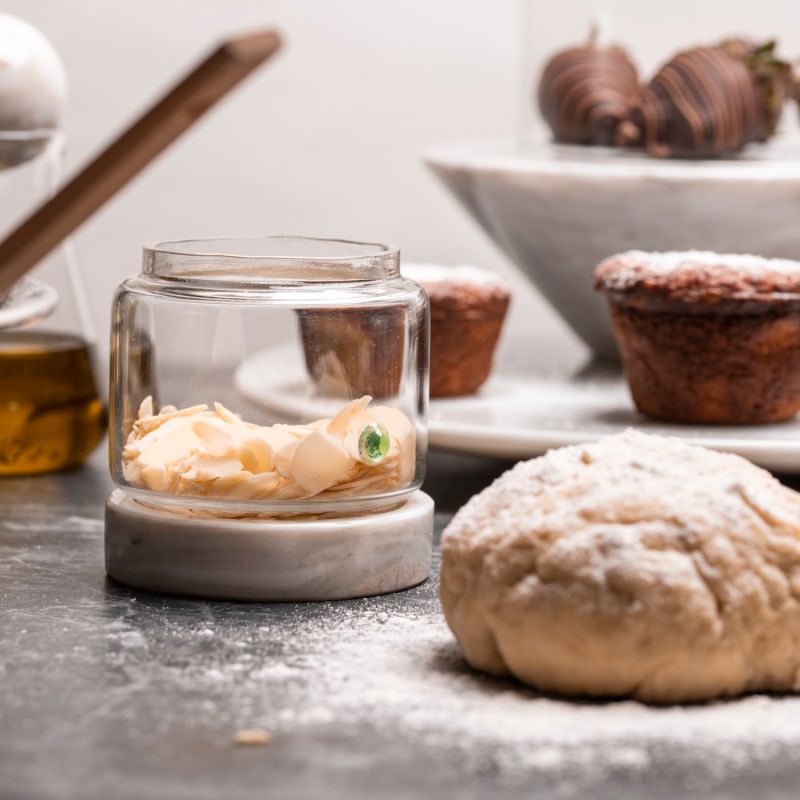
426, 139, 800, 360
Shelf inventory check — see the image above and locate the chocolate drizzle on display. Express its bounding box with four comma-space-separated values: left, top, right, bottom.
618, 47, 762, 158
537, 34, 795, 158
537, 43, 639, 146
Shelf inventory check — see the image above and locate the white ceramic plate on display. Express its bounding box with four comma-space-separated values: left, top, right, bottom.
235, 347, 800, 473
429, 370, 800, 472
0, 277, 57, 330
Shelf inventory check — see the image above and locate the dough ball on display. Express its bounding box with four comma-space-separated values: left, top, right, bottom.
439, 430, 800, 704
0, 14, 67, 166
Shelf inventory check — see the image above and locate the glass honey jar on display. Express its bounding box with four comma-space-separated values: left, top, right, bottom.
0, 132, 105, 476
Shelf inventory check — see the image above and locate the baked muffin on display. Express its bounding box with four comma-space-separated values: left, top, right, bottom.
594, 250, 800, 424
403, 264, 510, 398
298, 306, 404, 400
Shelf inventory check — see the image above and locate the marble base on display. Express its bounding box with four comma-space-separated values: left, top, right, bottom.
105, 489, 434, 601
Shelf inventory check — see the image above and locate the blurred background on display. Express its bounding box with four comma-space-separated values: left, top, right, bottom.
5, 0, 800, 367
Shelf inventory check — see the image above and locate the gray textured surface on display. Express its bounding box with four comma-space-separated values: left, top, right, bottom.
3, 448, 800, 800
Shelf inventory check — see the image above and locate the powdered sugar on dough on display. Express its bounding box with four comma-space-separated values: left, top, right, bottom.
440, 429, 800, 703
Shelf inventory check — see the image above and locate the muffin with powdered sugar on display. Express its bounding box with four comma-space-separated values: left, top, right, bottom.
594, 249, 800, 424
403, 264, 510, 398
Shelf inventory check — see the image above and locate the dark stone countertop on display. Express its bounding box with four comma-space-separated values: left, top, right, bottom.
3, 446, 800, 800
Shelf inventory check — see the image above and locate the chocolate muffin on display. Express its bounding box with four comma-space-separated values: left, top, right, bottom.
594, 250, 800, 424
297, 305, 405, 400
403, 264, 510, 398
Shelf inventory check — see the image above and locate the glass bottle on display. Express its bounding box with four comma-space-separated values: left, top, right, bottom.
0, 131, 105, 475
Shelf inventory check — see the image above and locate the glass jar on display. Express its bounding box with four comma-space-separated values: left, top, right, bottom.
0, 132, 104, 475
109, 236, 429, 518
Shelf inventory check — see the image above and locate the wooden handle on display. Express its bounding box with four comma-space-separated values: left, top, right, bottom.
0, 29, 282, 295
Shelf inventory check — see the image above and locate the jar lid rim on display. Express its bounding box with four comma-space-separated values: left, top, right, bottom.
144, 235, 399, 263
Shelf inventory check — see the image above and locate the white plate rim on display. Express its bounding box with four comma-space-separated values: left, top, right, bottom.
428, 416, 800, 471
235, 346, 800, 473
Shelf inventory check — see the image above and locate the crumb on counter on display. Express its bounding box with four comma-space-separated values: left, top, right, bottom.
233, 728, 272, 746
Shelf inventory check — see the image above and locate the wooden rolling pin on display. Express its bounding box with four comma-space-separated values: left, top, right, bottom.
0, 28, 282, 296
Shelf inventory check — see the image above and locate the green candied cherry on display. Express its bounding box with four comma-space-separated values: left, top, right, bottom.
358, 422, 390, 464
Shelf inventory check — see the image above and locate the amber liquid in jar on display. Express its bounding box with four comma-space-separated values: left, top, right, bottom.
0, 330, 105, 475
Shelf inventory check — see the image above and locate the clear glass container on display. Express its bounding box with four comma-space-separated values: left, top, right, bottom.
109, 236, 429, 517
0, 131, 105, 475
